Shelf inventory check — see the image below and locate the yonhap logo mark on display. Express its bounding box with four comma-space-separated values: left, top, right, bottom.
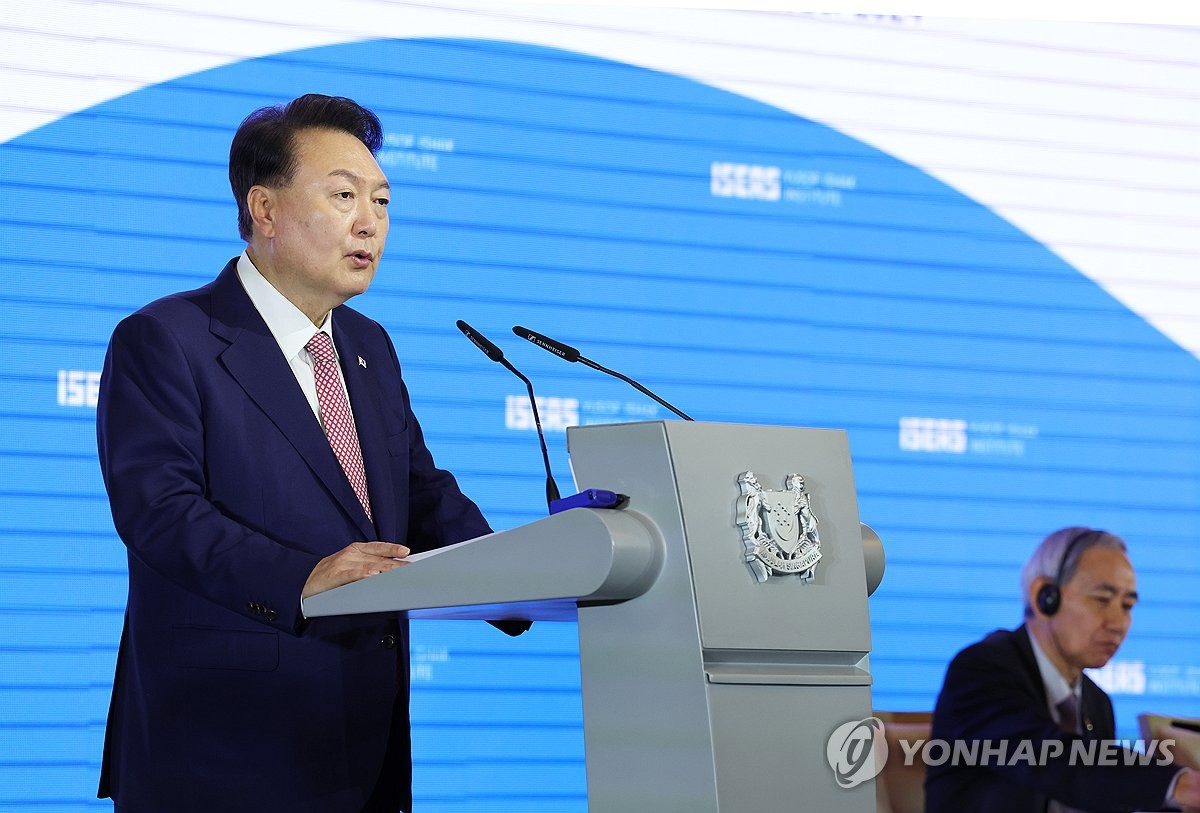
826, 717, 886, 788
825, 716, 1176, 790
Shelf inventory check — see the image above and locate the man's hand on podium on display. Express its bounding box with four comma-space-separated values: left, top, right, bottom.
303, 541, 411, 598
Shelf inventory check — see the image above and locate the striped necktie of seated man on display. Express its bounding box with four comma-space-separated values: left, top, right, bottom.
306, 331, 372, 521
1057, 696, 1080, 736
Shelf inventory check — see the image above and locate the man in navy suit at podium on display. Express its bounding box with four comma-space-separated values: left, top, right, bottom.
96, 94, 498, 812
926, 527, 1200, 812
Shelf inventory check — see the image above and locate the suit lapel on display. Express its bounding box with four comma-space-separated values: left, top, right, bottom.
1014, 625, 1050, 708
1014, 626, 1053, 813
207, 261, 376, 540
334, 321, 398, 543
1079, 679, 1111, 739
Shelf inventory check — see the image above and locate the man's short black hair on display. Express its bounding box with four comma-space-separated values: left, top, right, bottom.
228, 94, 384, 241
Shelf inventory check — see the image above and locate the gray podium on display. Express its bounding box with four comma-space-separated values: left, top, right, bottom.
303, 421, 885, 812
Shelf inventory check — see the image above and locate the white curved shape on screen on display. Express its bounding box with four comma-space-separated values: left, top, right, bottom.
2, 0, 1198, 358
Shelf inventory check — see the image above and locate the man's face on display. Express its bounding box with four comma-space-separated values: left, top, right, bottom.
253, 126, 390, 323
1048, 546, 1138, 674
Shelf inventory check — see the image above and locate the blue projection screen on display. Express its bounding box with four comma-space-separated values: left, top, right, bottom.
1, 5, 1198, 810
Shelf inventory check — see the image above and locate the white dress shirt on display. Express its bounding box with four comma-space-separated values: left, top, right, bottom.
235, 251, 353, 422
1029, 631, 1082, 730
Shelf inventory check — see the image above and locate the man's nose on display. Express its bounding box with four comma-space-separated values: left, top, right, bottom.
355, 202, 379, 237
1106, 605, 1132, 632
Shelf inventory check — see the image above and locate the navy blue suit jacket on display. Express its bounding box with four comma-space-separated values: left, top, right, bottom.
925, 625, 1176, 813
96, 259, 492, 812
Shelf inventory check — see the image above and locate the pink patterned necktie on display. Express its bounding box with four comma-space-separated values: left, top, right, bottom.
306, 331, 372, 520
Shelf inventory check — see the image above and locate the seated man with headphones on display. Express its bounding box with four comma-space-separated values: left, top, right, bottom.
925, 527, 1200, 812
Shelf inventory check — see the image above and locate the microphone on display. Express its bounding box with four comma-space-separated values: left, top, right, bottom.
512, 326, 694, 421
455, 320, 562, 510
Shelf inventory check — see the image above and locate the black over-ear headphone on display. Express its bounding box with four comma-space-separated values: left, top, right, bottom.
1035, 528, 1101, 616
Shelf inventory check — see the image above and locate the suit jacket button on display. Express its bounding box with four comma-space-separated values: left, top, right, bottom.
380, 634, 397, 649
266, 609, 278, 621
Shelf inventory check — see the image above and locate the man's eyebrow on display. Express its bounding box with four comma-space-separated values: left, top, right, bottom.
329, 169, 389, 189
1092, 582, 1138, 601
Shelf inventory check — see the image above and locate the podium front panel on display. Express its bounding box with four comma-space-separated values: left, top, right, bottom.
664, 421, 872, 655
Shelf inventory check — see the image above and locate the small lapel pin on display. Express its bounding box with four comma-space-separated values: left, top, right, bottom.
358, 356, 367, 369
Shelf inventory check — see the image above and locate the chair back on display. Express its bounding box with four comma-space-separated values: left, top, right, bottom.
873, 711, 933, 813
1138, 713, 1200, 769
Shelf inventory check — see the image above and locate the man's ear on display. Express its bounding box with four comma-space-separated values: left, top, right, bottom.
247, 185, 276, 239
1030, 576, 1057, 618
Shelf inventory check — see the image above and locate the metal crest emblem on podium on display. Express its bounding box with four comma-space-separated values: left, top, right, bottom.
735, 471, 822, 583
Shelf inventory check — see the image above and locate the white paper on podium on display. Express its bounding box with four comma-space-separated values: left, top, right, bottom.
403, 531, 497, 563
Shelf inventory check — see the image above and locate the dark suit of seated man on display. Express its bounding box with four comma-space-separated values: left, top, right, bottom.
95, 94, 521, 813
925, 527, 1200, 813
